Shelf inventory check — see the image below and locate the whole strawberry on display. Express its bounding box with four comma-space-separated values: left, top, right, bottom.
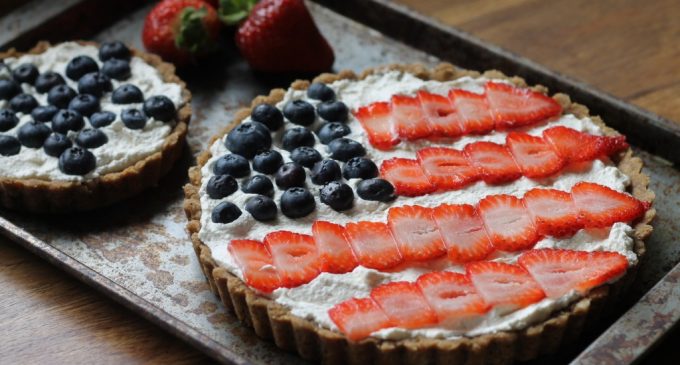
142, 0, 221, 66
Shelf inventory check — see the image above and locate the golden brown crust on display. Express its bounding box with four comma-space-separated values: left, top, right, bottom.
0, 41, 192, 213
183, 63, 655, 364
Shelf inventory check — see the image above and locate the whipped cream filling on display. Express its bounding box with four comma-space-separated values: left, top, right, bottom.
198, 71, 636, 340
0, 42, 184, 181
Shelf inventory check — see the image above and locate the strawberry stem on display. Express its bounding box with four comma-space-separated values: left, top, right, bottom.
176, 5, 215, 54
218, 0, 257, 25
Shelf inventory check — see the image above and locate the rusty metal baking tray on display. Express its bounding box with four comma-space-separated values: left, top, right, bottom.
1, 0, 679, 364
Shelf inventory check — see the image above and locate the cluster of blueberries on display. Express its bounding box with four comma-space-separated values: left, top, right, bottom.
0, 41, 176, 176
208, 82, 396, 224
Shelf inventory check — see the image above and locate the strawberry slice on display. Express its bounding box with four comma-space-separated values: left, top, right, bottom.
542, 126, 628, 162
228, 239, 281, 293
344, 221, 403, 270
484, 82, 562, 129
466, 261, 545, 310
416, 147, 480, 190
506, 132, 565, 178
380, 158, 435, 196
264, 231, 319, 288
312, 221, 358, 274
354, 101, 400, 150
370, 281, 438, 329
328, 297, 393, 341
448, 89, 495, 134
387, 205, 446, 261
391, 94, 432, 140
518, 249, 628, 298
464, 141, 522, 184
571, 182, 647, 228
478, 194, 538, 251
417, 90, 464, 137
523, 188, 582, 237
431, 204, 495, 263
416, 271, 489, 325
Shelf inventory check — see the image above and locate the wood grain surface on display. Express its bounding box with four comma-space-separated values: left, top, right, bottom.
1, 0, 678, 364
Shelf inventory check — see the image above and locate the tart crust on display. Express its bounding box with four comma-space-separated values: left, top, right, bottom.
184, 64, 655, 364
0, 41, 191, 213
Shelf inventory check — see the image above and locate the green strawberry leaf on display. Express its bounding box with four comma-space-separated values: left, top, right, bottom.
218, 0, 257, 25
176, 6, 215, 54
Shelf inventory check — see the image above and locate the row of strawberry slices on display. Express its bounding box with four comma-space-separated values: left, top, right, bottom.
328, 248, 629, 341
354, 82, 563, 149
228, 182, 648, 293
380, 126, 628, 196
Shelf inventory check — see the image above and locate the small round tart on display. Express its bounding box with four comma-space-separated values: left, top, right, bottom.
0, 41, 191, 212
184, 64, 654, 364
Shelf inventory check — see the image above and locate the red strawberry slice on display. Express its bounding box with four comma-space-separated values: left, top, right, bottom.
228, 239, 281, 293
571, 182, 647, 228
370, 281, 438, 329
431, 204, 495, 263
464, 141, 522, 184
312, 221, 358, 274
354, 102, 399, 150
484, 82, 562, 129
416, 271, 489, 324
518, 249, 628, 298
344, 221, 403, 270
387, 205, 446, 261
328, 297, 393, 341
542, 126, 628, 162
417, 90, 464, 137
391, 94, 432, 140
264, 231, 319, 288
478, 194, 538, 251
466, 261, 545, 310
380, 158, 435, 196
506, 132, 565, 178
416, 147, 480, 190
523, 188, 582, 237
448, 89, 495, 134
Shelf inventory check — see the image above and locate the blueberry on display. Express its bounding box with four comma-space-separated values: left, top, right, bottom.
356, 178, 396, 202
89, 111, 116, 128
281, 127, 315, 151
252, 150, 283, 174
68, 94, 100, 117
48, 85, 77, 109
77, 72, 112, 97
225, 122, 272, 159
0, 135, 20, 156
31, 105, 59, 123
307, 83, 335, 101
101, 58, 131, 80
280, 187, 315, 218
12, 63, 39, 84
75, 128, 108, 149
213, 154, 250, 177
251, 104, 283, 130
35, 71, 65, 93
245, 195, 277, 221
206, 174, 238, 199
9, 93, 38, 113
0, 109, 19, 131
99, 41, 131, 61
328, 138, 366, 162
241, 175, 274, 197
211, 201, 242, 224
0, 79, 21, 100
275, 162, 306, 189
342, 157, 378, 180
283, 100, 316, 126
52, 109, 84, 133
65, 55, 99, 80
17, 121, 51, 148
317, 122, 350, 144
317, 100, 349, 122
43, 133, 72, 157
311, 159, 341, 185
121, 108, 147, 129
143, 95, 176, 122
112, 84, 144, 104
58, 146, 96, 175
320, 181, 354, 211
290, 146, 322, 168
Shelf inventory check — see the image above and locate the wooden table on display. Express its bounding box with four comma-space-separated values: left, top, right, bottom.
1, 0, 678, 363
